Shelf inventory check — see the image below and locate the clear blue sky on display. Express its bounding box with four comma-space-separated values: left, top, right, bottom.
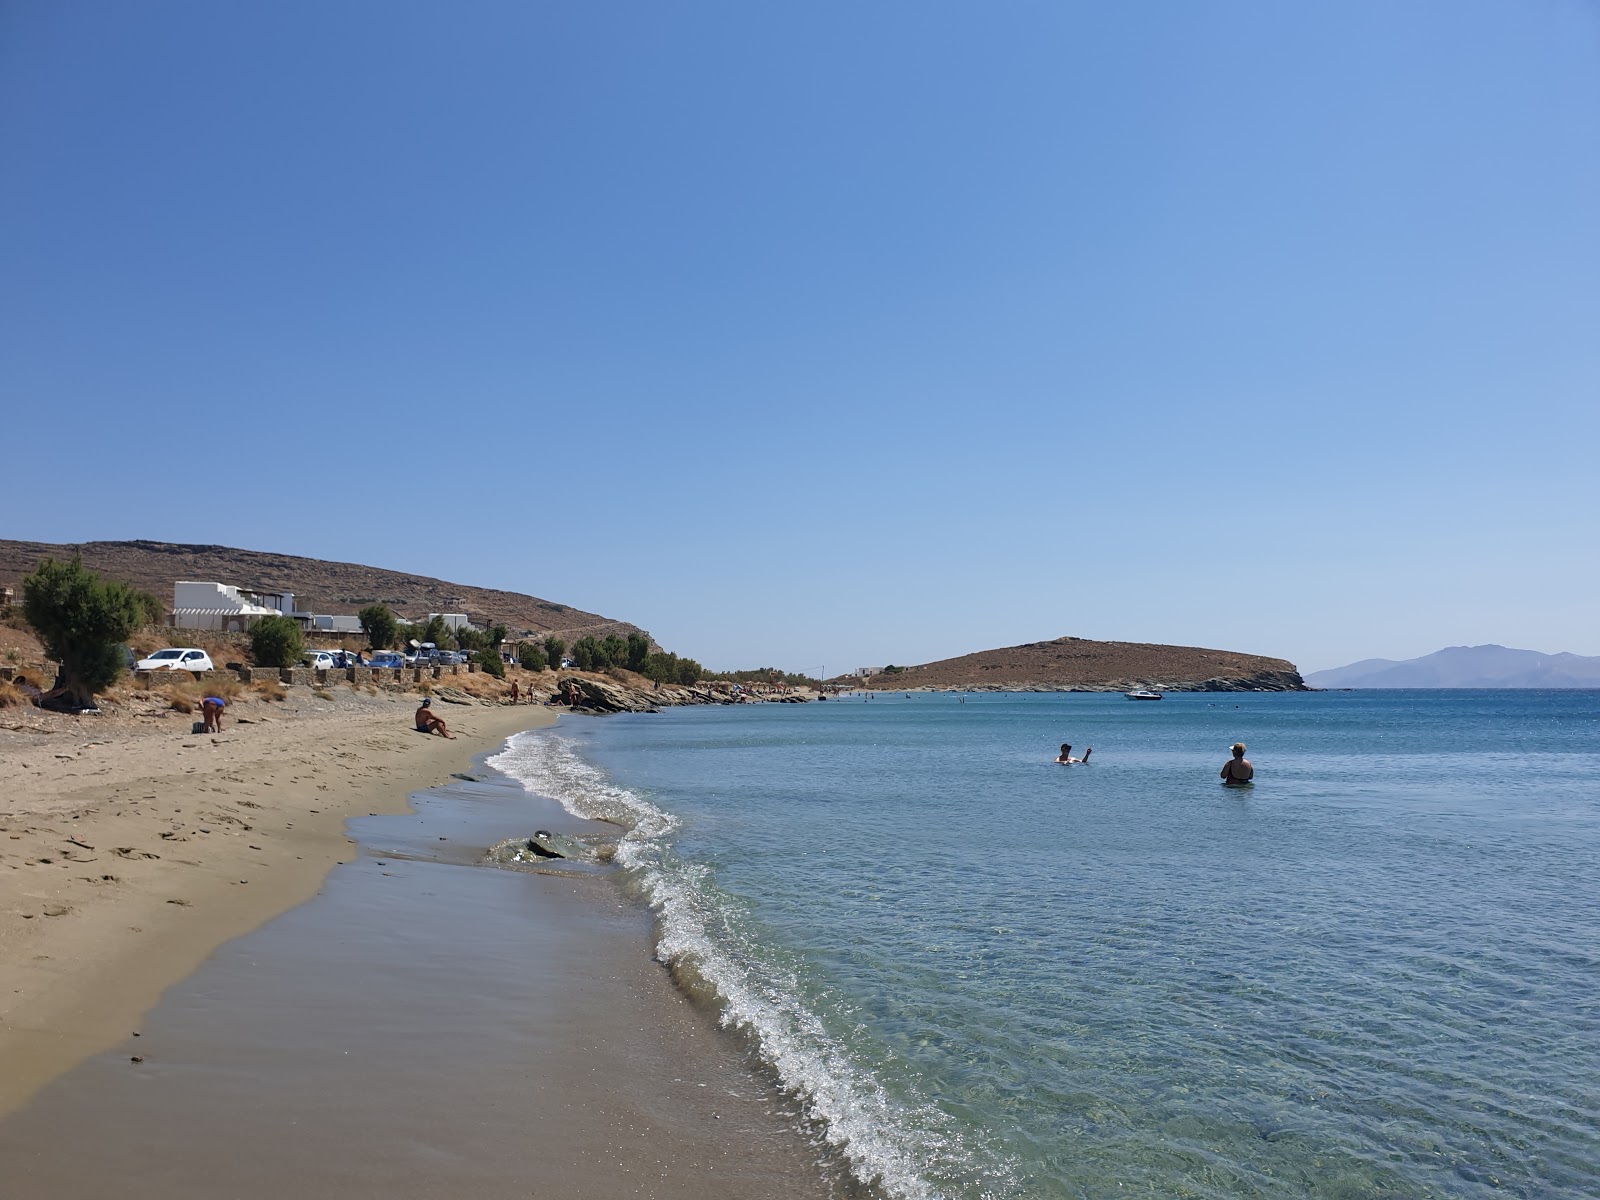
4, 1, 1596, 674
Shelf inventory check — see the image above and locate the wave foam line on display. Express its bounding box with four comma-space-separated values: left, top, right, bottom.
489, 729, 1006, 1200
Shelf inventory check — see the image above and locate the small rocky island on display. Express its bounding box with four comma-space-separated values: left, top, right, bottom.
851, 636, 1307, 693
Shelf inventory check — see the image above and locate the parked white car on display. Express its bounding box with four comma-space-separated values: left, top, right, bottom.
302, 651, 339, 671
136, 648, 215, 672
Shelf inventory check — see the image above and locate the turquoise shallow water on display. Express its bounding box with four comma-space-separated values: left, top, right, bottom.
490, 691, 1600, 1199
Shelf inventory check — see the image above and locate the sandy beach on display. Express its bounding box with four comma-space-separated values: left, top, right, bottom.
0, 689, 552, 1116
1, 687, 841, 1198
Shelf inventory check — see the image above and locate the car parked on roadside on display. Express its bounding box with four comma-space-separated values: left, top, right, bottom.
136, 648, 215, 673
302, 651, 339, 671
367, 651, 405, 670
406, 643, 442, 668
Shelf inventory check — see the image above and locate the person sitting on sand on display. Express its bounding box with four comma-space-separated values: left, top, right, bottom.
201, 694, 225, 733
415, 697, 454, 739
1055, 743, 1091, 764
1221, 742, 1253, 785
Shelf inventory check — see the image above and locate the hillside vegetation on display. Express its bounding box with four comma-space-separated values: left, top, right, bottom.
853, 636, 1306, 692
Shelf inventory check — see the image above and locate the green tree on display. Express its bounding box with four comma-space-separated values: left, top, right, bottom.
518, 644, 547, 672
456, 626, 489, 653
474, 648, 505, 678
571, 636, 602, 671
601, 634, 628, 670
21, 556, 144, 709
358, 604, 399, 649
625, 632, 651, 672
674, 657, 703, 686
419, 614, 450, 647
543, 637, 567, 669
249, 614, 305, 668
487, 623, 508, 648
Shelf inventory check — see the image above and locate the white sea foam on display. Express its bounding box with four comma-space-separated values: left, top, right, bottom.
489, 728, 1003, 1200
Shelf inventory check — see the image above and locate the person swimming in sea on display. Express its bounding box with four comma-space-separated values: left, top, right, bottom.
1221, 742, 1253, 785
1055, 743, 1091, 764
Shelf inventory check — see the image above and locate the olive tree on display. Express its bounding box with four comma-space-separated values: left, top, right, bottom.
21, 556, 143, 710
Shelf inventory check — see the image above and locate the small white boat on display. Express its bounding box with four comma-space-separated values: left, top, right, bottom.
1125, 688, 1163, 700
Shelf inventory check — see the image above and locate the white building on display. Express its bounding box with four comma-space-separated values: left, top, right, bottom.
311, 614, 364, 634
427, 613, 474, 631
170, 581, 284, 632
855, 666, 885, 678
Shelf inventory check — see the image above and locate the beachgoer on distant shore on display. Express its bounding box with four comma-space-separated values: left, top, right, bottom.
1055, 743, 1091, 764
415, 698, 454, 739
201, 695, 225, 733
510, 680, 519, 703
1221, 742, 1253, 785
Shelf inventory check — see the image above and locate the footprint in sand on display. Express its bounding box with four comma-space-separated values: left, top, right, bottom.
114, 848, 161, 860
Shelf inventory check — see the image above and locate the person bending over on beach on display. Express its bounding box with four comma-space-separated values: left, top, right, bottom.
415, 698, 454, 739
1221, 742, 1253, 785
201, 694, 225, 733
1055, 744, 1091, 764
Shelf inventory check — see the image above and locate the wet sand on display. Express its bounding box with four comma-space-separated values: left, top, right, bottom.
0, 741, 841, 1198
1, 695, 552, 1116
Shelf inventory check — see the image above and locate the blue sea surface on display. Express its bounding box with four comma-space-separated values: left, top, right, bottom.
490, 691, 1600, 1199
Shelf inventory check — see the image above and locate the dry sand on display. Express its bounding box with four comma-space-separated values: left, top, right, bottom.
0, 688, 553, 1116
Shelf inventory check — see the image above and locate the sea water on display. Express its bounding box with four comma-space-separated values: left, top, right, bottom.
490, 691, 1600, 1199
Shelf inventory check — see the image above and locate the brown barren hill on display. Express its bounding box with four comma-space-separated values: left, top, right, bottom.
858, 636, 1306, 692
0, 539, 643, 642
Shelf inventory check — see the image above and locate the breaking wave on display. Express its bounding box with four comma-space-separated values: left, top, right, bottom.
488, 728, 1006, 1200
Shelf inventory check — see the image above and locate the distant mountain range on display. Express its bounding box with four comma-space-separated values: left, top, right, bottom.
1306, 645, 1600, 689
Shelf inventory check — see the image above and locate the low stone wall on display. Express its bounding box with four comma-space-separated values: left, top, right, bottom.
135, 667, 214, 684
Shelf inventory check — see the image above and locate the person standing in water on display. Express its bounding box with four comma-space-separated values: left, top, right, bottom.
1055, 744, 1091, 764
1221, 742, 1253, 785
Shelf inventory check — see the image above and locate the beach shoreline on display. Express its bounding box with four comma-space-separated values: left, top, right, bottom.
0, 717, 841, 1199
0, 692, 555, 1117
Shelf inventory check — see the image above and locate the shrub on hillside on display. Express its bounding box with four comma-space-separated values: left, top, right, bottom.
518, 644, 547, 672
249, 615, 304, 668
474, 648, 505, 678
542, 636, 566, 669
